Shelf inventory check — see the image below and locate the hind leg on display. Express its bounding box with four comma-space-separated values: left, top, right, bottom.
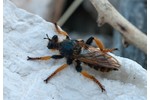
86, 37, 118, 53
75, 60, 105, 92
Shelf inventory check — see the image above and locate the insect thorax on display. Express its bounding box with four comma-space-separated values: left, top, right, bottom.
59, 40, 81, 58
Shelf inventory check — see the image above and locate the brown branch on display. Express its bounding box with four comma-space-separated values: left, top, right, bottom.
90, 0, 147, 54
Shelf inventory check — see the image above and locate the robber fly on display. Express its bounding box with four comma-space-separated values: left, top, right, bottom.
27, 23, 120, 92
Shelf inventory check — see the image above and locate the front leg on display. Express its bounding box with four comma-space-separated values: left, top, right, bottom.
75, 60, 105, 92
27, 56, 51, 60
27, 55, 64, 60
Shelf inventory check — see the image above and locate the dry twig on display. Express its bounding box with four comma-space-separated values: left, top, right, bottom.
57, 0, 83, 26
90, 0, 147, 54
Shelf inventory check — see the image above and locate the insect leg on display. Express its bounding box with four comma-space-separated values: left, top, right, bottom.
86, 37, 118, 53
93, 37, 118, 53
75, 60, 105, 92
51, 55, 64, 59
66, 35, 70, 40
27, 56, 51, 60
75, 60, 82, 72
27, 55, 64, 60
86, 36, 105, 50
54, 23, 69, 37
93, 37, 105, 50
102, 48, 118, 53
44, 64, 68, 83
81, 71, 105, 92
86, 37, 94, 45
67, 58, 73, 65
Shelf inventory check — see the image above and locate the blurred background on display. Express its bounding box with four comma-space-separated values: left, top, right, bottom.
10, 0, 147, 69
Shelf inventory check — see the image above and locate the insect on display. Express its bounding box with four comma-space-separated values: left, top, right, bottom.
27, 23, 120, 92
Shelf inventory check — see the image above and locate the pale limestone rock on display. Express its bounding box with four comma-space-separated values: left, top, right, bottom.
4, 0, 146, 100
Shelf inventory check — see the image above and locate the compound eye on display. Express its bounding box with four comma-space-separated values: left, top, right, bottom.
52, 35, 58, 42
47, 41, 53, 49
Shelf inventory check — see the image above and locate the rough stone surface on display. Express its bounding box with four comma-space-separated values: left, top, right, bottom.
4, 0, 147, 100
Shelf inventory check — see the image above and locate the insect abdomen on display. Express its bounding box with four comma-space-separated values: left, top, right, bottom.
87, 64, 117, 72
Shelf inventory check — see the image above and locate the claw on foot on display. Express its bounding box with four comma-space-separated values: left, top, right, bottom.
101, 87, 106, 92
44, 79, 48, 83
27, 56, 32, 60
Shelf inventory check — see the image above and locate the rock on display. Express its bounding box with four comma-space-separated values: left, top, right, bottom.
4, 0, 147, 100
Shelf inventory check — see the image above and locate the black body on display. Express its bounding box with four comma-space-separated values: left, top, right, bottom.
45, 34, 120, 72
28, 32, 120, 92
